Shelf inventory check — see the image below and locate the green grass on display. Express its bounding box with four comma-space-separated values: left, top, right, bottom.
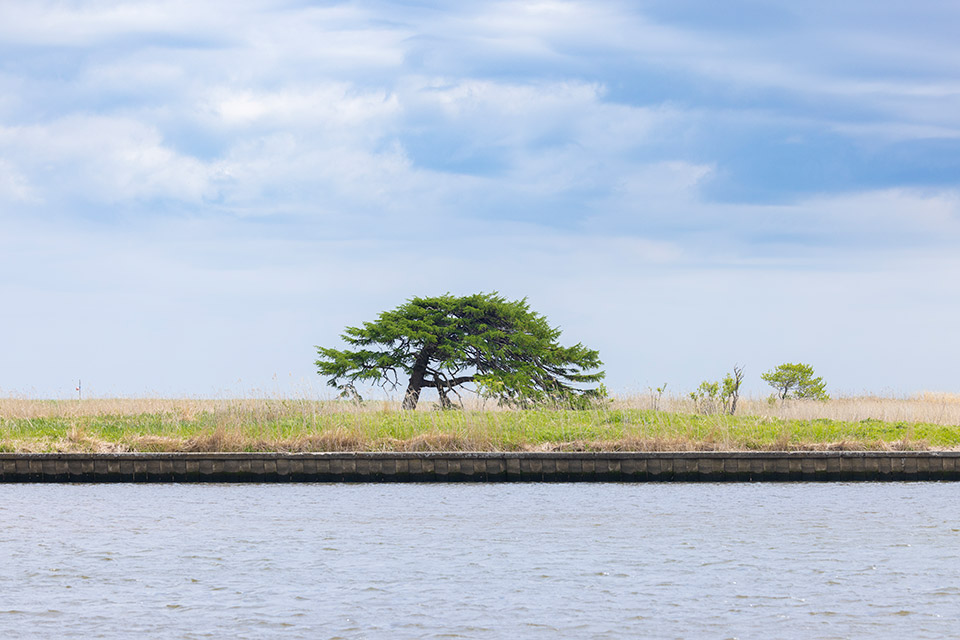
2, 405, 959, 453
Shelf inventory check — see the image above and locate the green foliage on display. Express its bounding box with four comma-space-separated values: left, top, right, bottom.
689, 380, 721, 414
315, 292, 605, 410
721, 374, 738, 400
722, 365, 744, 415
690, 380, 720, 405
761, 362, 829, 401
336, 383, 363, 404
651, 383, 668, 412
690, 366, 743, 415
6, 406, 958, 452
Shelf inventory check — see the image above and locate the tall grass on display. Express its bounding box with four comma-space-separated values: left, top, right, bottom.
618, 391, 960, 426
1, 393, 959, 453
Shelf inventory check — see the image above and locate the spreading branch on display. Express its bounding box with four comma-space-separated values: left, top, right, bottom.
315, 292, 605, 410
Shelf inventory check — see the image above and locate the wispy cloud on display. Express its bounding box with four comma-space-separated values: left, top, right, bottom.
1, 0, 958, 396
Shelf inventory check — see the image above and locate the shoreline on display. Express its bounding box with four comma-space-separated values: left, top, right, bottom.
3, 451, 959, 483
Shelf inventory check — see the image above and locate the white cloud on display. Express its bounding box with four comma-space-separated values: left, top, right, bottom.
0, 116, 212, 205
797, 189, 960, 237
0, 0, 220, 46
0, 66, 686, 225
3, 205, 958, 397
204, 84, 401, 134
0, 159, 38, 203
609, 161, 713, 206
2, 0, 959, 396
827, 121, 960, 142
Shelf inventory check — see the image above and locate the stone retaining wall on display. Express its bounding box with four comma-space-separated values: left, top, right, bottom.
2, 451, 959, 482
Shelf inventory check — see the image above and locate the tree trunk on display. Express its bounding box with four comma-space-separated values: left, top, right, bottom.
437, 387, 453, 409
401, 347, 432, 410
727, 366, 743, 416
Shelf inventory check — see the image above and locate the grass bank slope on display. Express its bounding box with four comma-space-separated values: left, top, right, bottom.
2, 395, 959, 453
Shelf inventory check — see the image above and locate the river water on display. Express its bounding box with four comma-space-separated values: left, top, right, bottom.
1, 483, 958, 639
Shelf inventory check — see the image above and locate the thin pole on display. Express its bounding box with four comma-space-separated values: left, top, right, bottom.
77, 379, 82, 401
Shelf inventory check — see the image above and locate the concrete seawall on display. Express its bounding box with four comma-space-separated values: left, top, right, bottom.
2, 451, 959, 482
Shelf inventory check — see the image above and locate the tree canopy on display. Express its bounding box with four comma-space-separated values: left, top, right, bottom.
315, 292, 605, 410
761, 362, 829, 401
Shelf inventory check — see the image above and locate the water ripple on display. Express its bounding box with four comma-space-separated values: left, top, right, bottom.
1, 483, 959, 638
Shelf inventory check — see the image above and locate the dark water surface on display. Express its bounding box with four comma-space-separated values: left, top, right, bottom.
1, 483, 958, 639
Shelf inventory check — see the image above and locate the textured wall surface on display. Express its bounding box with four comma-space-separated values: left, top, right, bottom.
2, 452, 958, 482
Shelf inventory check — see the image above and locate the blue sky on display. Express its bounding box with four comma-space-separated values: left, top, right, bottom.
1, 0, 958, 399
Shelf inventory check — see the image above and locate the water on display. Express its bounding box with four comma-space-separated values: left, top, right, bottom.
1, 483, 958, 639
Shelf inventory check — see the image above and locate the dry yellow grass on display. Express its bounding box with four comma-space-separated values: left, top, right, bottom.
2, 393, 959, 453
615, 392, 960, 427
4, 392, 960, 425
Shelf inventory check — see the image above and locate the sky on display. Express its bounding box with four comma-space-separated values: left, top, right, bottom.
1, 0, 958, 399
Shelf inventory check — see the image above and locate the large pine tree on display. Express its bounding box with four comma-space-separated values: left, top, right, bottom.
315, 292, 605, 409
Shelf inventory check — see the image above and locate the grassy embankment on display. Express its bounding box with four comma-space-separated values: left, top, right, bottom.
2, 394, 960, 453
